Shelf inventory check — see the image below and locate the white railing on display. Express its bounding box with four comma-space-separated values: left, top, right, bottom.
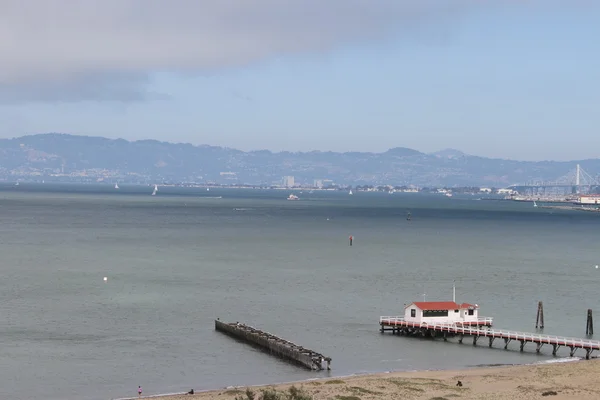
410, 322, 600, 348
379, 316, 494, 324
380, 316, 404, 323
379, 318, 600, 348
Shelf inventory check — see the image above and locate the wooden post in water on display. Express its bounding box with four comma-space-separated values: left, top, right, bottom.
535, 301, 544, 329
586, 309, 594, 335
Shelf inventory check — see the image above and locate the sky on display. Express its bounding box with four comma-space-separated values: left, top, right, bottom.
0, 0, 599, 161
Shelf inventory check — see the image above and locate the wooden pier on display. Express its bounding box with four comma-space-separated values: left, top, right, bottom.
215, 320, 331, 370
380, 317, 600, 359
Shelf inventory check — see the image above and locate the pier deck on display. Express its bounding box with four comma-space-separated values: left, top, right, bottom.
215, 320, 331, 370
380, 317, 600, 359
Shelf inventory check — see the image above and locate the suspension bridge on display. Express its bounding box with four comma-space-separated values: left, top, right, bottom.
508, 164, 600, 195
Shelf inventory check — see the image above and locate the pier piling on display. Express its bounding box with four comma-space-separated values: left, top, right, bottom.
535, 301, 544, 329
215, 320, 331, 371
586, 309, 594, 335
552, 344, 560, 355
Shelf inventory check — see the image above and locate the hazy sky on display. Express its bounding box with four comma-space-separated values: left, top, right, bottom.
0, 1, 598, 161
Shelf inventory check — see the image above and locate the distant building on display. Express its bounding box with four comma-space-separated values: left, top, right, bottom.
313, 179, 323, 188
576, 195, 600, 205
498, 188, 517, 195
219, 172, 237, 181
282, 176, 295, 187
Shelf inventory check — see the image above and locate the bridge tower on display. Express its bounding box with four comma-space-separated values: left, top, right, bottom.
511, 164, 599, 197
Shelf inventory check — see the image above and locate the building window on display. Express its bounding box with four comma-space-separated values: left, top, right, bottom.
468, 309, 474, 316
423, 310, 449, 318
454, 310, 459, 313
410, 309, 416, 318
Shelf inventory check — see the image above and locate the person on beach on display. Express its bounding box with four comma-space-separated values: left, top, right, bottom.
138, 386, 142, 398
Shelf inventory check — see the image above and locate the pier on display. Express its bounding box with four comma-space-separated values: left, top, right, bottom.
215, 320, 331, 370
380, 317, 600, 359
538, 205, 600, 213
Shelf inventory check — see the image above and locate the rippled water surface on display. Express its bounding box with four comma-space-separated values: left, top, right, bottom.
0, 184, 598, 400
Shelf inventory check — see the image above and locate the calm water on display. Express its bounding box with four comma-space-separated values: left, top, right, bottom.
0, 184, 599, 400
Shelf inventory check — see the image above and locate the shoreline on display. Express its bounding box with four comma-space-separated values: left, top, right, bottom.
116, 357, 597, 400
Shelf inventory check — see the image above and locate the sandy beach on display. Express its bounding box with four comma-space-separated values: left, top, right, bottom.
141, 359, 600, 400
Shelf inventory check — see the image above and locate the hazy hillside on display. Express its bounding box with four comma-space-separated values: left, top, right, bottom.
1, 133, 598, 187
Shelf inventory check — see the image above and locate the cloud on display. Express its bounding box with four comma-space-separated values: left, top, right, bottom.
0, 72, 173, 104
0, 0, 507, 103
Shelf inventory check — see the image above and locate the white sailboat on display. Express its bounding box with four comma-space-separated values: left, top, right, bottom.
115, 182, 119, 189
349, 189, 353, 195
152, 184, 158, 196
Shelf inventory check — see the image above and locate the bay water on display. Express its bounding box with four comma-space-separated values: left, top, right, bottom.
0, 184, 598, 400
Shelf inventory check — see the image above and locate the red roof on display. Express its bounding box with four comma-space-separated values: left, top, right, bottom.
407, 301, 478, 310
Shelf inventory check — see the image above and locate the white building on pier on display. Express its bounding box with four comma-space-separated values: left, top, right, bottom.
404, 301, 484, 325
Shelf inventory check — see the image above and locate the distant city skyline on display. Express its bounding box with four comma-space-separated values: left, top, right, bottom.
1, 1, 599, 161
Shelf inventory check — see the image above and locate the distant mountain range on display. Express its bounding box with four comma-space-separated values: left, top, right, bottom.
0, 133, 598, 187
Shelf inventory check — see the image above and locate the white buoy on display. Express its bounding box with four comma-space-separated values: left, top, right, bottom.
103, 276, 108, 281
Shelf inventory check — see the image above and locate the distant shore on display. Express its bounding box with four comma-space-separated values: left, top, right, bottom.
125, 358, 600, 400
